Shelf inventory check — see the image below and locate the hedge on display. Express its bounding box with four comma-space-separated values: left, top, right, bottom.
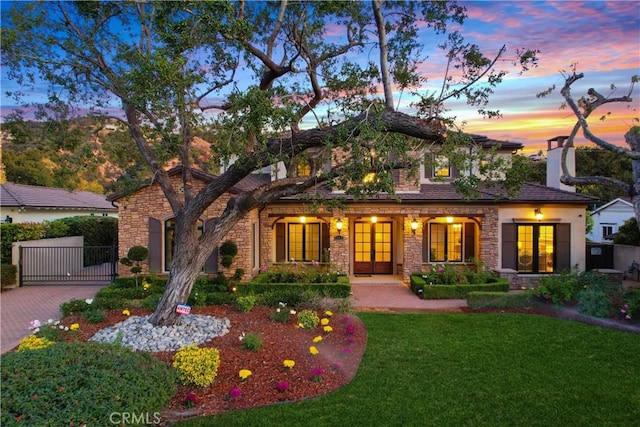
411, 274, 509, 299
467, 291, 535, 309
237, 275, 351, 299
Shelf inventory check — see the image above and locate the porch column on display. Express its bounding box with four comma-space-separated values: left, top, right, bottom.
403, 217, 423, 282
330, 218, 349, 274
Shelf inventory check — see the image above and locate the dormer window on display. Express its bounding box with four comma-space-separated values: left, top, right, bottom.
434, 155, 451, 177
296, 157, 311, 177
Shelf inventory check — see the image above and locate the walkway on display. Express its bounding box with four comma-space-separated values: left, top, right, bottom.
1, 285, 106, 354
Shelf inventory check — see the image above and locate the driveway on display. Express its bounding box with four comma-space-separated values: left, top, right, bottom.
1, 285, 106, 354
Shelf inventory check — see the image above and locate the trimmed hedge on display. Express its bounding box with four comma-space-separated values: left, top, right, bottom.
236, 276, 351, 299
411, 274, 508, 299
467, 291, 534, 309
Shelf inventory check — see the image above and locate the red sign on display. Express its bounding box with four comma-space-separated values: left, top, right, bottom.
176, 304, 191, 315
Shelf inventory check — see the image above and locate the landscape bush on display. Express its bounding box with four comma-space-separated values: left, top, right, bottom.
577, 288, 612, 318
410, 274, 508, 298
531, 271, 578, 304
60, 298, 93, 317
1, 342, 176, 426
467, 291, 534, 309
173, 344, 221, 387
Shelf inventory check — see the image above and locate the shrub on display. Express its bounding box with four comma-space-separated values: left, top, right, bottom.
270, 302, 294, 323
619, 289, 640, 320
297, 309, 320, 329
16, 335, 55, 352
0, 264, 17, 287
220, 240, 238, 269
241, 332, 263, 352
532, 271, 577, 304
577, 288, 612, 318
83, 308, 106, 324
60, 298, 92, 317
235, 295, 257, 313
613, 217, 640, 246
46, 215, 118, 246
1, 342, 176, 426
173, 344, 221, 387
467, 291, 534, 309
120, 245, 149, 286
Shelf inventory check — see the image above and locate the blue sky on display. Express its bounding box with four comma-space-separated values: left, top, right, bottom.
1, 0, 638, 154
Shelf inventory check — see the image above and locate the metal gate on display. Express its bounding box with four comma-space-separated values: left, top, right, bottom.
586, 242, 614, 270
19, 246, 118, 285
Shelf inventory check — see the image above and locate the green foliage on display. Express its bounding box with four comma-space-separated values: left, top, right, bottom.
270, 302, 294, 323
409, 269, 506, 298
120, 245, 149, 285
219, 240, 239, 257
532, 271, 578, 304
235, 295, 256, 313
255, 263, 342, 284
1, 342, 177, 426
237, 281, 351, 299
83, 308, 106, 324
297, 309, 320, 329
619, 289, 640, 320
1, 264, 17, 287
0, 223, 46, 264
577, 288, 612, 318
240, 332, 263, 352
173, 345, 221, 387
59, 298, 92, 317
614, 217, 640, 246
46, 216, 118, 246
467, 291, 534, 310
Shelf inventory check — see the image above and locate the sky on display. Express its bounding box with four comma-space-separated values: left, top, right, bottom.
437, 0, 640, 154
1, 0, 639, 155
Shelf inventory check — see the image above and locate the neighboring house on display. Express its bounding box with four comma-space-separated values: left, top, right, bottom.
0, 182, 117, 223
587, 198, 634, 243
109, 135, 595, 288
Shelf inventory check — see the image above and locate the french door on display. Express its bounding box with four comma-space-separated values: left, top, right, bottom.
353, 221, 393, 274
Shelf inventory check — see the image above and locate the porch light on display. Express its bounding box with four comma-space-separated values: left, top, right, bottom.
446, 216, 454, 223
534, 208, 543, 221
336, 218, 344, 235
371, 216, 378, 224
300, 216, 306, 223
410, 218, 419, 235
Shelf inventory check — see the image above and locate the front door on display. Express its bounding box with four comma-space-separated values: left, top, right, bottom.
353, 221, 393, 274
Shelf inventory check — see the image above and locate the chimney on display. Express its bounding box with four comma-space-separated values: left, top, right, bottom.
546, 136, 575, 192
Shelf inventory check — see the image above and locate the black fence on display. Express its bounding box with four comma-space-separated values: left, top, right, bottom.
19, 246, 118, 285
585, 243, 614, 270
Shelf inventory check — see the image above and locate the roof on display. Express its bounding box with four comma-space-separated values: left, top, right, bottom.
589, 197, 633, 216
280, 182, 597, 205
468, 134, 523, 151
1, 182, 116, 210
107, 166, 271, 202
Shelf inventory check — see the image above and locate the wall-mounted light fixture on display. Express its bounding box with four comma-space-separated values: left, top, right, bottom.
534, 208, 544, 221
446, 216, 454, 223
371, 216, 378, 224
300, 216, 306, 223
410, 218, 419, 235
336, 218, 343, 235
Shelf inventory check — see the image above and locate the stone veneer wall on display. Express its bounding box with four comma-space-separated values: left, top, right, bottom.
116, 175, 255, 281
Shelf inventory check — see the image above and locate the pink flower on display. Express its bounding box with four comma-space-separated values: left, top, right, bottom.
276, 381, 289, 392
311, 260, 319, 266
229, 387, 242, 399
345, 323, 355, 335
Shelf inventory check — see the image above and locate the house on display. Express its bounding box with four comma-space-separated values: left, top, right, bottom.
0, 182, 118, 223
110, 134, 595, 289
587, 198, 634, 242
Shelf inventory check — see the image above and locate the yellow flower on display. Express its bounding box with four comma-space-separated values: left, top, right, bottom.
313, 336, 323, 343
69, 323, 80, 331
320, 318, 330, 326
309, 346, 319, 355
324, 325, 333, 333
283, 359, 295, 369
239, 369, 252, 380
325, 310, 333, 317
122, 309, 131, 316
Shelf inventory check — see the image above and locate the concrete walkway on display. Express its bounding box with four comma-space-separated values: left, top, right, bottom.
1, 285, 106, 354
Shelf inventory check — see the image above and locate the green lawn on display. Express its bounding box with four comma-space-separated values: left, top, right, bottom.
177, 313, 640, 427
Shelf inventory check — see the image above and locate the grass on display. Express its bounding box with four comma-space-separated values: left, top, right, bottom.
177, 313, 640, 426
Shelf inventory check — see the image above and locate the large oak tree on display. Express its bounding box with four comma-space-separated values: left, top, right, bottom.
2, 1, 537, 325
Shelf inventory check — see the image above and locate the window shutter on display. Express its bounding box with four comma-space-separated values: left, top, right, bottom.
204, 218, 219, 273
422, 221, 429, 262
424, 154, 434, 179
321, 222, 330, 262
464, 222, 475, 261
556, 223, 571, 271
501, 223, 516, 269
275, 222, 286, 262
148, 217, 161, 272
